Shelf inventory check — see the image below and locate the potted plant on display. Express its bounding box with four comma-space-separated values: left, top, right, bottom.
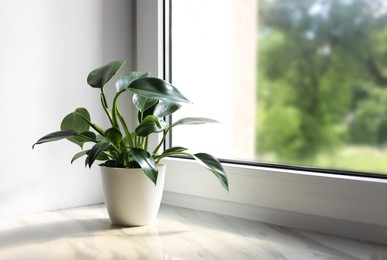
33, 60, 228, 226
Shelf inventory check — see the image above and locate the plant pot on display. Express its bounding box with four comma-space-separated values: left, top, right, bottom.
100, 163, 166, 226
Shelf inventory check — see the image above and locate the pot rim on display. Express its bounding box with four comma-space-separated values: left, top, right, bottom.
99, 162, 166, 170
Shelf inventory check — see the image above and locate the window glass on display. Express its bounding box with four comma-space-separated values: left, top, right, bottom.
171, 0, 387, 175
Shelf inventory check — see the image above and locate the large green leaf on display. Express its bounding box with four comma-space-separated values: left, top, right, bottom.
68, 131, 97, 149
86, 141, 110, 168
61, 108, 91, 148
132, 94, 158, 113
61, 108, 90, 133
116, 71, 150, 92
77, 131, 97, 141
32, 130, 77, 148
138, 101, 160, 123
87, 60, 125, 89
130, 148, 158, 185
105, 127, 122, 145
172, 117, 219, 127
71, 150, 89, 164
153, 101, 182, 117
126, 78, 191, 103
192, 153, 229, 191
135, 115, 167, 137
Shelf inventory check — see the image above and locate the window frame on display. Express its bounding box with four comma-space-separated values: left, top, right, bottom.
136, 0, 387, 244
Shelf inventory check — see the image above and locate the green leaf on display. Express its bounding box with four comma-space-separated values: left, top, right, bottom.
61, 108, 91, 148
135, 115, 167, 137
86, 141, 110, 168
130, 148, 158, 185
32, 130, 77, 148
87, 60, 125, 89
96, 152, 110, 161
138, 101, 160, 123
162, 146, 188, 154
132, 94, 158, 113
61, 108, 91, 133
116, 71, 150, 92
192, 153, 229, 191
172, 117, 220, 127
68, 133, 96, 149
154, 101, 182, 117
126, 78, 191, 103
155, 146, 188, 161
71, 150, 89, 164
77, 131, 97, 141
105, 127, 122, 145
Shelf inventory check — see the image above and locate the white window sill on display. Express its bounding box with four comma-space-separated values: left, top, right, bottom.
161, 157, 387, 244
2, 204, 386, 258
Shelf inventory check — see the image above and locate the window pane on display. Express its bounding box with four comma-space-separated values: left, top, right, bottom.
171, 0, 387, 175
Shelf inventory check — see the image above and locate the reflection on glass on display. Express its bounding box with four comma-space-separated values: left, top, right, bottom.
171, 0, 387, 175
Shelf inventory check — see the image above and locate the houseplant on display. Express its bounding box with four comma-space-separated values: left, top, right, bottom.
33, 60, 228, 226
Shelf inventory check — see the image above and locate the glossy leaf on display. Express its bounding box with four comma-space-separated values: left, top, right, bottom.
172, 117, 219, 128
135, 115, 167, 137
139, 101, 159, 123
32, 130, 77, 148
86, 141, 110, 168
105, 127, 122, 145
61, 108, 91, 147
192, 153, 229, 191
77, 131, 97, 141
130, 148, 158, 185
155, 146, 188, 161
87, 60, 125, 89
116, 72, 150, 92
162, 146, 188, 154
71, 150, 89, 164
96, 152, 110, 161
126, 78, 191, 103
61, 108, 90, 133
70, 131, 97, 146
132, 94, 158, 113
154, 101, 182, 117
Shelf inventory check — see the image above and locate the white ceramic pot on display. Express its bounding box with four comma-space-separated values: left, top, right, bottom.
100, 163, 166, 226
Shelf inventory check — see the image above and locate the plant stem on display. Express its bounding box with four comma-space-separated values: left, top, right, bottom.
116, 109, 134, 147
144, 136, 149, 150
100, 90, 115, 127
112, 89, 126, 128
153, 127, 170, 156
75, 112, 105, 136
111, 89, 136, 149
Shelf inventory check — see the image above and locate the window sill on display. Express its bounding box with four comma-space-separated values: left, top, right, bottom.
2, 204, 386, 258
161, 157, 387, 244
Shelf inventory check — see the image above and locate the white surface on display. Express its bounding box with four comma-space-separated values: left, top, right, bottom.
0, 0, 135, 216
0, 204, 386, 259
162, 157, 387, 244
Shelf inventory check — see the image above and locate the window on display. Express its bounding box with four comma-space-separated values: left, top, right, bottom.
170, 0, 387, 177
136, 0, 387, 244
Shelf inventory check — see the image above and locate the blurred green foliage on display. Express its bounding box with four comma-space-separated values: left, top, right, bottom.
257, 0, 387, 166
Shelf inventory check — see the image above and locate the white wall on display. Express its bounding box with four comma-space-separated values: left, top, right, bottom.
0, 0, 135, 217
